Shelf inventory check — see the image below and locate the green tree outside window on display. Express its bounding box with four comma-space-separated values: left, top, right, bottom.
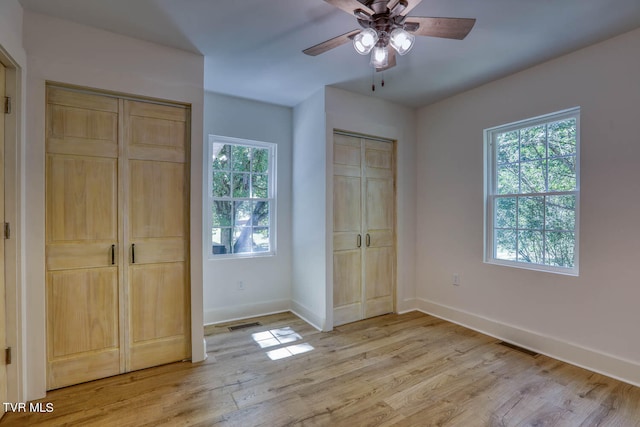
487, 109, 579, 273
210, 138, 275, 256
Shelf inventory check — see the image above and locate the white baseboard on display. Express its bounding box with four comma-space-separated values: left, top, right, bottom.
290, 299, 324, 331
397, 297, 418, 314
415, 298, 640, 388
204, 299, 290, 325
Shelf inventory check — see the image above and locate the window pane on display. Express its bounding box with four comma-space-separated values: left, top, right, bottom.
252, 148, 269, 173
252, 174, 268, 198
212, 143, 230, 170
548, 157, 576, 191
520, 125, 546, 161
520, 160, 546, 193
545, 231, 575, 267
495, 229, 516, 261
212, 227, 231, 255
518, 196, 544, 230
253, 201, 270, 226
210, 138, 275, 257
232, 146, 251, 172
486, 110, 578, 273
212, 201, 232, 226
232, 227, 252, 254
495, 197, 516, 229
234, 201, 252, 226
212, 172, 230, 197
548, 119, 576, 157
518, 230, 544, 264
546, 195, 575, 231
232, 173, 250, 198
497, 164, 519, 194
496, 131, 519, 164
252, 227, 270, 252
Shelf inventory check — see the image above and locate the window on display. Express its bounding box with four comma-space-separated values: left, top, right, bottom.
209, 135, 276, 258
485, 108, 580, 275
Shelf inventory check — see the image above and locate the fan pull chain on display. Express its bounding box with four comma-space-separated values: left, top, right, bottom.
371, 70, 386, 92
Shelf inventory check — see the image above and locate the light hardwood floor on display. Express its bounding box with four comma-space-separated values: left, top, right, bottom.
2, 311, 639, 426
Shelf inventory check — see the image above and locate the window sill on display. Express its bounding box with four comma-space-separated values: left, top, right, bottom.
208, 251, 276, 261
485, 259, 579, 277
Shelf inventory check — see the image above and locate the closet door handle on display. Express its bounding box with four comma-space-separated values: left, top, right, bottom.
111, 244, 115, 265
131, 243, 136, 264
357, 234, 362, 248
366, 234, 371, 247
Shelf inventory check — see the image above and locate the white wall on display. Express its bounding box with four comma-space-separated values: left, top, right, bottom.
291, 87, 417, 330
0, 0, 28, 403
416, 28, 640, 386
291, 89, 327, 329
23, 11, 205, 400
203, 92, 292, 324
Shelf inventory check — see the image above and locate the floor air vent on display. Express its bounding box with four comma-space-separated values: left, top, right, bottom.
498, 341, 539, 357
228, 322, 262, 331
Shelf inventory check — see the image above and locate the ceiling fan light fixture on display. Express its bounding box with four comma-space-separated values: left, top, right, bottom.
370, 45, 389, 68
389, 28, 415, 55
353, 28, 378, 55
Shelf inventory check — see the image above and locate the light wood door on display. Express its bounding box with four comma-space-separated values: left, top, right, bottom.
333, 133, 395, 326
124, 100, 190, 371
45, 88, 121, 389
45, 88, 191, 389
333, 134, 362, 325
0, 61, 7, 418
363, 140, 395, 317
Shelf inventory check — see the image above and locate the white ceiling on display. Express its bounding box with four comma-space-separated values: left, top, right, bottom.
18, 0, 640, 108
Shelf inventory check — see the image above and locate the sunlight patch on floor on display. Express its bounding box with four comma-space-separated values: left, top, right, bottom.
251, 326, 314, 360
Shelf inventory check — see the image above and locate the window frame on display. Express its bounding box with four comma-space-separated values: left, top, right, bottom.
208, 135, 277, 259
484, 107, 580, 275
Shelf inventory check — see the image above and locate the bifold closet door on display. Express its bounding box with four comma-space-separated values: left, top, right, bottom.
124, 100, 190, 371
333, 132, 396, 326
45, 87, 191, 390
45, 88, 121, 389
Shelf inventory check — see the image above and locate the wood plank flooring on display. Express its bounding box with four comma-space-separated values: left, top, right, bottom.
2, 311, 639, 426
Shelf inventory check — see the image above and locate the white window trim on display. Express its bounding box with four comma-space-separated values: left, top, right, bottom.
208, 134, 277, 260
484, 107, 580, 276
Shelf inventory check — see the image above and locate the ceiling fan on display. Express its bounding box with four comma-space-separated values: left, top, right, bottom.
303, 0, 476, 72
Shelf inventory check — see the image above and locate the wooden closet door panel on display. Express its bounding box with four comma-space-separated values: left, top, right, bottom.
125, 100, 190, 370
46, 88, 118, 158
333, 133, 363, 326
333, 250, 362, 326
46, 155, 118, 243
334, 175, 361, 232
129, 160, 185, 239
46, 269, 120, 389
128, 263, 189, 370
126, 100, 187, 163
364, 140, 395, 318
45, 87, 121, 390
365, 246, 394, 317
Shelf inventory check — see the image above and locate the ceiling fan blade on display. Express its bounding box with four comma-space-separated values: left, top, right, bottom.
376, 48, 396, 72
324, 0, 374, 16
406, 17, 476, 40
303, 29, 361, 56
388, 0, 423, 16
